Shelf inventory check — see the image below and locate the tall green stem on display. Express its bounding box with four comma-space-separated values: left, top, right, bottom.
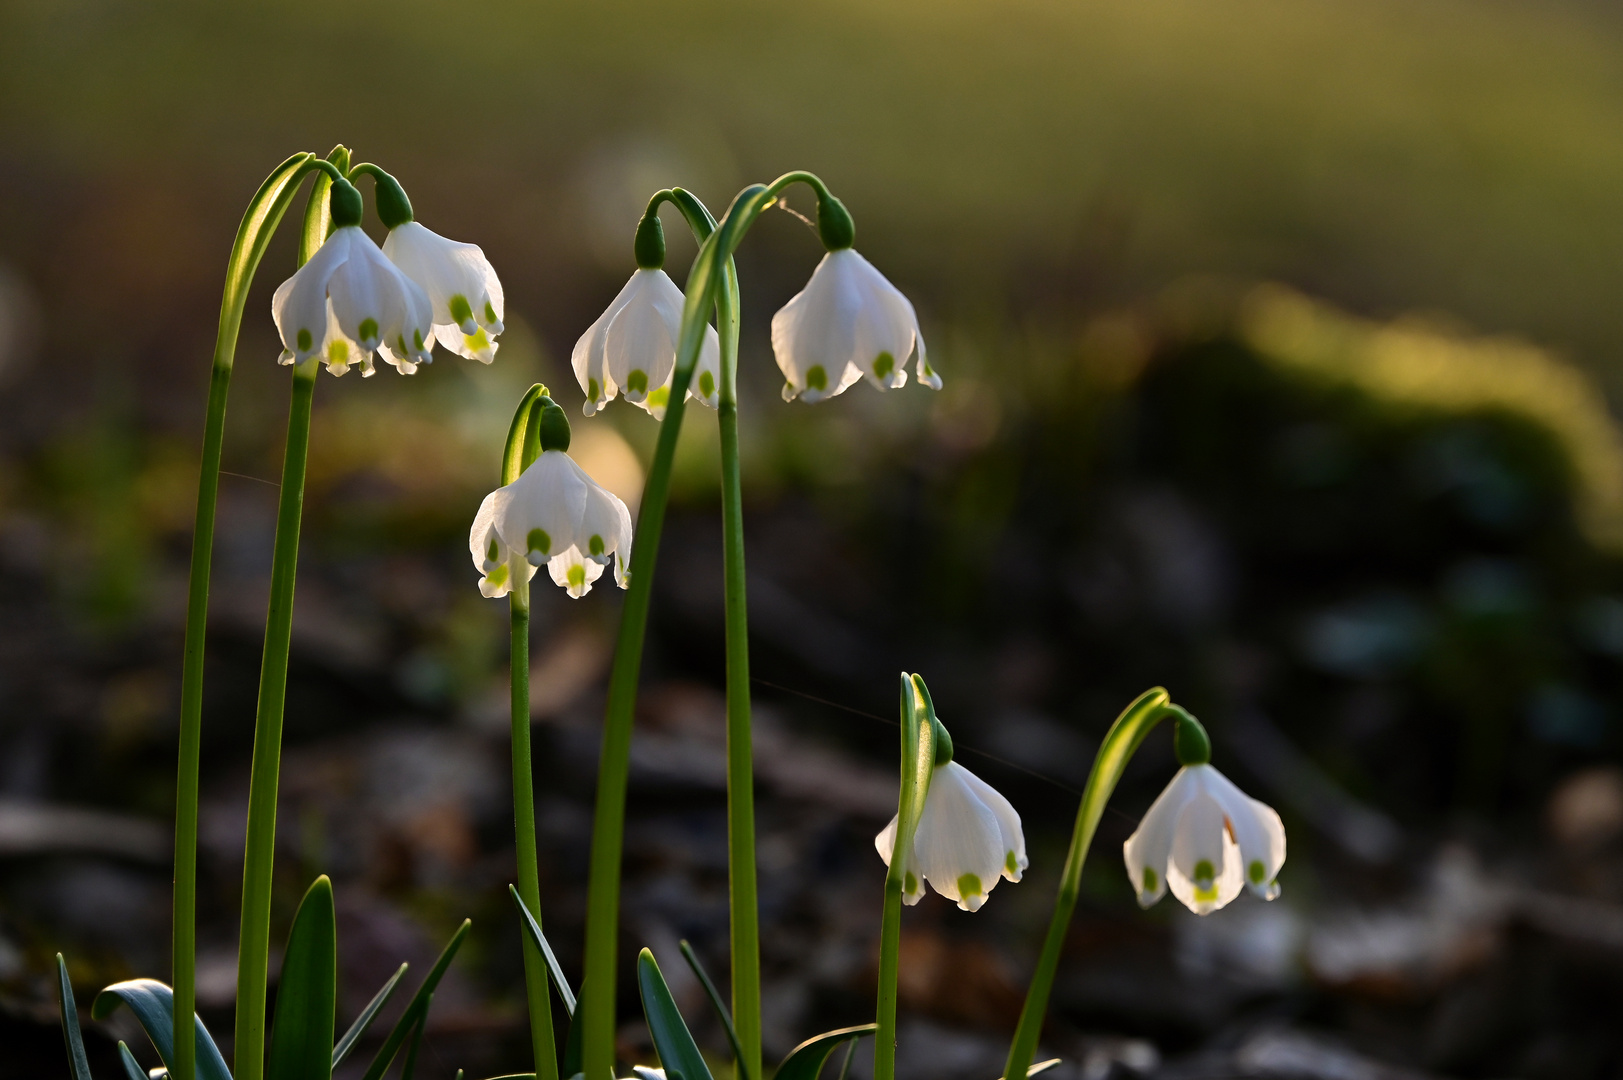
580, 174, 832, 1080
1000, 688, 1173, 1080
874, 675, 937, 1080
504, 386, 560, 1080
234, 145, 346, 1080
172, 150, 317, 1080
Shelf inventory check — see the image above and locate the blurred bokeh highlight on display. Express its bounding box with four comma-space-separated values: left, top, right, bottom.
4, 1, 1623, 1078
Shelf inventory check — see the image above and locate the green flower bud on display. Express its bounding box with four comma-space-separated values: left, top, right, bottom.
634, 211, 666, 269
1171, 706, 1212, 766
932, 715, 955, 766
537, 397, 571, 453
816, 192, 855, 251
372, 171, 414, 229
329, 178, 364, 228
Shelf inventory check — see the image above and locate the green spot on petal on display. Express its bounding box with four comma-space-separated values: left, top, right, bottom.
486, 538, 499, 562
956, 873, 983, 900
297, 328, 312, 351
567, 563, 586, 589
485, 301, 498, 324
358, 317, 379, 342
1005, 851, 1019, 876
328, 339, 349, 363
904, 871, 918, 895
1193, 859, 1215, 884
1249, 860, 1266, 884
626, 370, 648, 394
589, 534, 605, 556
487, 564, 509, 588
647, 385, 669, 408
873, 351, 894, 378
699, 371, 715, 398
1195, 883, 1218, 902
527, 528, 551, 554
414, 328, 425, 349
588, 377, 601, 400
1142, 867, 1158, 893
449, 295, 474, 325
806, 365, 827, 391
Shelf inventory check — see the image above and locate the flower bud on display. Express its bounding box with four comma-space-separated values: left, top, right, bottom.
634, 212, 666, 270
816, 191, 855, 251
329, 179, 364, 228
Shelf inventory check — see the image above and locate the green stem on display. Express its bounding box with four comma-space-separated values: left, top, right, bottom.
581, 176, 827, 1080
172, 149, 316, 1080
234, 145, 347, 1080
1000, 687, 1173, 1080
511, 578, 559, 1080
874, 675, 937, 1080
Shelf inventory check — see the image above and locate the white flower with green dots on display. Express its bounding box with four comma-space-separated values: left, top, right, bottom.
469, 398, 633, 600
875, 716, 1026, 912
771, 244, 939, 404
1123, 761, 1285, 915
571, 267, 722, 420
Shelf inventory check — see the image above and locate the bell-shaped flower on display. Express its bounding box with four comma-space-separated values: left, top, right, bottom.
278, 299, 380, 378
382, 221, 505, 364
469, 449, 633, 599
1123, 764, 1285, 916
875, 760, 1025, 912
771, 248, 939, 404
571, 268, 721, 420
272, 225, 434, 375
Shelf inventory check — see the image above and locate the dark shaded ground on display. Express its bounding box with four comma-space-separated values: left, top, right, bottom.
4, 284, 1623, 1080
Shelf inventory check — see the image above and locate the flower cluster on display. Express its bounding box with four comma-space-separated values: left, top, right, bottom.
273, 174, 504, 377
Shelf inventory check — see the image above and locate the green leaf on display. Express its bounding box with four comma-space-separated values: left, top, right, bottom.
359, 919, 471, 1080
773, 1025, 876, 1080
400, 992, 432, 1080
676, 941, 745, 1080
91, 980, 233, 1080
118, 1041, 147, 1080
509, 884, 575, 1017
636, 949, 711, 1080
58, 955, 93, 1080
332, 963, 408, 1070
561, 978, 584, 1080
267, 876, 337, 1080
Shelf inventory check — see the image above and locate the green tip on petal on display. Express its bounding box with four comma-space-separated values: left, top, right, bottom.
805, 365, 828, 391
1248, 860, 1266, 885
1142, 867, 1158, 893
1193, 859, 1215, 884
527, 528, 551, 555
956, 873, 983, 901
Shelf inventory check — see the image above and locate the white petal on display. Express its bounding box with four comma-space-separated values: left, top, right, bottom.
686, 324, 722, 409
493, 450, 589, 562
1166, 776, 1245, 915
957, 766, 1026, 882
1204, 766, 1286, 900
578, 477, 634, 580
382, 221, 504, 348
1122, 767, 1199, 909
469, 491, 502, 573
912, 762, 1007, 911
846, 253, 917, 391
915, 336, 942, 391
572, 273, 647, 413
771, 251, 856, 403
271, 229, 351, 364
548, 545, 606, 598
604, 270, 681, 405
873, 816, 926, 904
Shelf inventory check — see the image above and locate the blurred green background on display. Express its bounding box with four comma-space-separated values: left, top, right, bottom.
7, 1, 1623, 1078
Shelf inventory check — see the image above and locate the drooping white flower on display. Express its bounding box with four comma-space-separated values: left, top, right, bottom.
382, 221, 505, 364
571, 269, 722, 420
771, 248, 939, 404
1123, 764, 1285, 915
272, 225, 435, 376
279, 299, 377, 378
875, 760, 1025, 912
469, 449, 633, 599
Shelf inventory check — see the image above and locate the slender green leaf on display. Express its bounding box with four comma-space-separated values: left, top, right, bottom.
92, 980, 233, 1080
676, 941, 746, 1080
773, 1026, 876, 1080
561, 979, 584, 1080
510, 884, 575, 1016
58, 955, 93, 1080
359, 919, 470, 1080
400, 992, 431, 1080
332, 962, 408, 1069
267, 876, 337, 1080
636, 949, 711, 1080
118, 1042, 147, 1080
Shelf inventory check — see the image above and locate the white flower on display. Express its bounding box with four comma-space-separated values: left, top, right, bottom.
272, 225, 434, 376
279, 299, 376, 378
1122, 764, 1285, 915
874, 760, 1025, 912
469, 449, 633, 599
382, 221, 505, 364
571, 269, 722, 420
771, 248, 939, 404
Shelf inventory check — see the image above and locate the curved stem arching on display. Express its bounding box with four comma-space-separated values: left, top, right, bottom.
233, 143, 348, 1080
579, 173, 833, 1080
1000, 688, 1176, 1080
172, 148, 322, 1080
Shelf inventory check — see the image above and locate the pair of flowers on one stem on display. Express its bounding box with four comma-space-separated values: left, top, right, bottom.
876, 712, 1287, 916
270, 168, 505, 378
471, 201, 939, 598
